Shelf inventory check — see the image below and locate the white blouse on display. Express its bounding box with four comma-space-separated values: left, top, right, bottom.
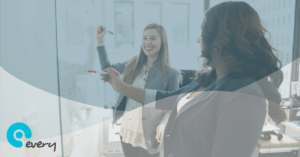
177, 93, 193, 113
120, 65, 148, 149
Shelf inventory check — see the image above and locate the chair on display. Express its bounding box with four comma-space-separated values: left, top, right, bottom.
179, 70, 196, 88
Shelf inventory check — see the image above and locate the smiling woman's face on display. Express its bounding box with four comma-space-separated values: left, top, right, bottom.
142, 29, 162, 58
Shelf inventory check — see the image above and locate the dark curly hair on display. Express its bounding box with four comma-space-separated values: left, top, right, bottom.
194, 1, 286, 125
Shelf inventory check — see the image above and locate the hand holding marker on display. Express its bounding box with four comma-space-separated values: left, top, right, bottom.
81, 70, 111, 82
77, 69, 115, 82
100, 26, 113, 35
97, 25, 112, 45
100, 69, 119, 82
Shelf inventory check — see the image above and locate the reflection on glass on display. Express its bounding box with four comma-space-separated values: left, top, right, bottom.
144, 2, 162, 25
172, 3, 190, 47
115, 2, 134, 48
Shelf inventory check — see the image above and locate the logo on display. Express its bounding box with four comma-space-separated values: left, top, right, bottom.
7, 122, 56, 152
7, 122, 32, 148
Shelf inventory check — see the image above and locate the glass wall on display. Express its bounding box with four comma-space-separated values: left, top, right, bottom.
56, 0, 204, 156
0, 0, 62, 156
3, 0, 298, 156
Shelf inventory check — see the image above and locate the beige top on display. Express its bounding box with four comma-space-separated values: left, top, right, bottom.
120, 65, 148, 149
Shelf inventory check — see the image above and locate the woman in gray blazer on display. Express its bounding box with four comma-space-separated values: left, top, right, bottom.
102, 2, 287, 157
96, 23, 181, 157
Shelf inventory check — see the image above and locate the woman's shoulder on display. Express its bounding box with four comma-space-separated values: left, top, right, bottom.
225, 76, 257, 87
166, 66, 183, 82
165, 66, 181, 76
223, 76, 264, 98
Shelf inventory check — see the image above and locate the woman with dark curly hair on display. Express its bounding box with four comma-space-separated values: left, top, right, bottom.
102, 1, 286, 156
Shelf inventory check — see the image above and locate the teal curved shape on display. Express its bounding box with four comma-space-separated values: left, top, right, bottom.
7, 122, 32, 148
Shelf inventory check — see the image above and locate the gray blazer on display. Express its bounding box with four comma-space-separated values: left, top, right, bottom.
144, 69, 267, 157
97, 46, 182, 154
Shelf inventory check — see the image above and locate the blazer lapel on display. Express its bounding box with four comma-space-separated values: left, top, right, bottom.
174, 81, 201, 105
176, 90, 215, 117
175, 75, 230, 118
173, 81, 200, 109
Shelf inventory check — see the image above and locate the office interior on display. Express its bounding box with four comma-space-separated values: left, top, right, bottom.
1, 0, 300, 156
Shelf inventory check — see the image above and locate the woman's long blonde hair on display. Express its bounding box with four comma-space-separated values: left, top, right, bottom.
123, 23, 171, 84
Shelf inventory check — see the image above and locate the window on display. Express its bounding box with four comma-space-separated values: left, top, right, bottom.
283, 0, 286, 8
277, 17, 280, 26
273, 1, 276, 11
144, 2, 162, 26
259, 7, 261, 14
282, 36, 284, 45
278, 0, 281, 10
277, 36, 279, 45
287, 35, 290, 45
283, 16, 285, 25
289, 0, 293, 6
263, 5, 265, 14
286, 53, 290, 63
268, 3, 270, 12
272, 18, 275, 27
171, 3, 190, 47
114, 2, 134, 48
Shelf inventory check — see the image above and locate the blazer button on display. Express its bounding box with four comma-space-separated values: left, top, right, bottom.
168, 153, 174, 157
142, 117, 146, 120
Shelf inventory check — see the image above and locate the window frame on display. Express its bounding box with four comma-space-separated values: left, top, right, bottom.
171, 2, 191, 48
144, 1, 163, 25
291, 0, 300, 82
114, 1, 135, 49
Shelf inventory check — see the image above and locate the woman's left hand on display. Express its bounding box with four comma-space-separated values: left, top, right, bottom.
100, 73, 110, 82
104, 68, 125, 93
156, 123, 166, 142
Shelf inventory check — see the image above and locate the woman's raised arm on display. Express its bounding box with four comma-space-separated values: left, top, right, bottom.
97, 25, 129, 74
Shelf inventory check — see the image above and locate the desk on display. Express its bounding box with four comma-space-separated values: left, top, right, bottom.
283, 121, 300, 141
252, 134, 300, 157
